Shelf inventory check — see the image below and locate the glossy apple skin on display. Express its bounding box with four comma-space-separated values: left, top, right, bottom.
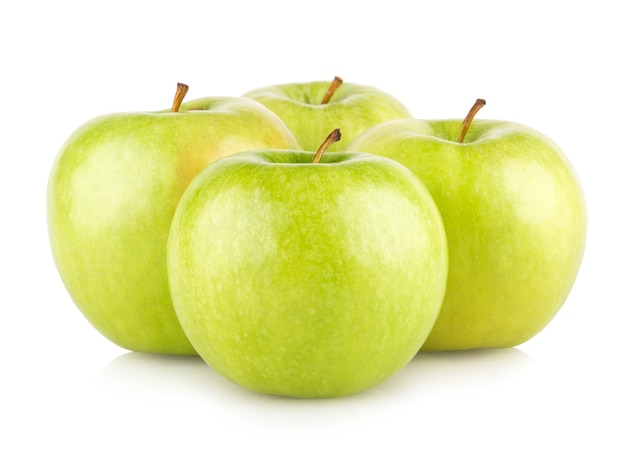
348, 119, 587, 351
47, 97, 298, 355
167, 151, 448, 397
243, 80, 412, 152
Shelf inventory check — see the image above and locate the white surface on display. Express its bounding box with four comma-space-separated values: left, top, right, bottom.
2, 1, 623, 462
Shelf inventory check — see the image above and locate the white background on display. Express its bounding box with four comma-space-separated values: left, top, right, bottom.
2, 1, 624, 462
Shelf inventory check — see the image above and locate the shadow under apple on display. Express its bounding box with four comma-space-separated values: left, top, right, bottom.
373, 347, 536, 397
97, 345, 535, 402
97, 352, 227, 399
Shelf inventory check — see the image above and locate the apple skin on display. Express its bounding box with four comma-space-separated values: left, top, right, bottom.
243, 80, 412, 152
348, 118, 587, 351
167, 149, 448, 397
47, 96, 299, 355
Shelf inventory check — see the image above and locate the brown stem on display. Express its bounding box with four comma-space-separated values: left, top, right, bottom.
312, 129, 342, 163
321, 76, 343, 104
171, 83, 189, 112
457, 98, 486, 143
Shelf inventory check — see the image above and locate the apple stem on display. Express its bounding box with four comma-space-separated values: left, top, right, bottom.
171, 83, 189, 112
312, 129, 342, 163
321, 76, 344, 104
457, 98, 486, 143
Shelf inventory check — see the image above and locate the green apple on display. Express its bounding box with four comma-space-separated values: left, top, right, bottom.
47, 83, 299, 355
243, 77, 412, 152
167, 130, 448, 397
348, 100, 587, 351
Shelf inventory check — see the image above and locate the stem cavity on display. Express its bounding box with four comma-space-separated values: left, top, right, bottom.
457, 98, 486, 143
